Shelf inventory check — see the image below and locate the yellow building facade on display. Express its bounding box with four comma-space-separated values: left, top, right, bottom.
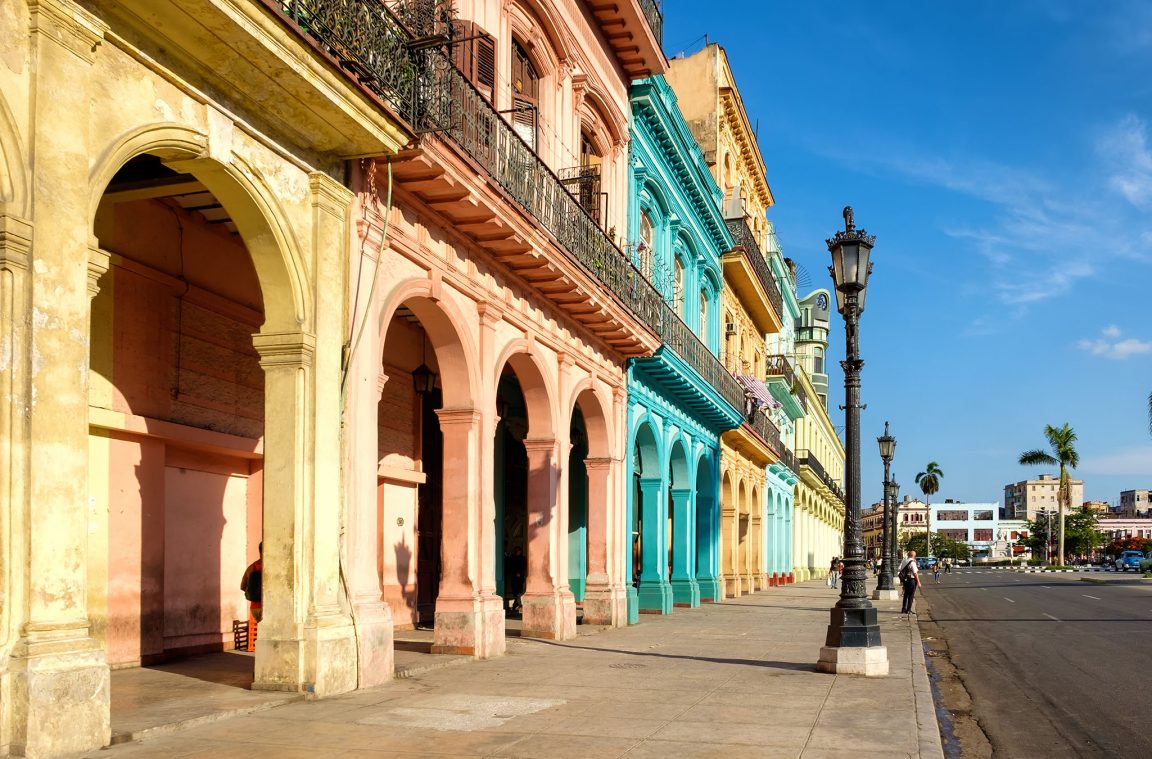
0, 0, 413, 754
792, 290, 846, 580
667, 45, 790, 596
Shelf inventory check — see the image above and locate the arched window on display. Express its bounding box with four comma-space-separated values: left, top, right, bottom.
699, 289, 710, 343
639, 211, 655, 280
673, 256, 684, 312
511, 39, 539, 149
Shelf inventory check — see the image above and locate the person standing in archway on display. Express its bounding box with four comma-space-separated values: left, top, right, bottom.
241, 542, 263, 623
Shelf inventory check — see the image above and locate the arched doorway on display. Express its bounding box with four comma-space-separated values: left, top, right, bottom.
87, 152, 279, 712
571, 386, 620, 626
494, 352, 571, 640
721, 471, 738, 597
633, 421, 671, 614
695, 453, 720, 602
668, 440, 699, 608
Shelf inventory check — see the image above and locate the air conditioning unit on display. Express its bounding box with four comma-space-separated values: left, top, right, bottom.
725, 322, 737, 336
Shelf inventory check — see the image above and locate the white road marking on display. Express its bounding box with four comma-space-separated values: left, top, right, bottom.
1083, 594, 1101, 600
1043, 613, 1060, 621
979, 587, 988, 591
1003, 597, 1016, 603
1041, 586, 1052, 589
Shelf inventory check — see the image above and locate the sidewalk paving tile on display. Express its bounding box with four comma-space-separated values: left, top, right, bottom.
87, 580, 943, 759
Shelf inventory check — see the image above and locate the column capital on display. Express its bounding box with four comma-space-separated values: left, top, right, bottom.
522, 437, 558, 456
253, 330, 316, 368
0, 215, 33, 271
86, 245, 109, 298
476, 300, 504, 327
310, 171, 354, 218
584, 456, 613, 472
376, 372, 389, 402
435, 406, 481, 427
29, 0, 108, 64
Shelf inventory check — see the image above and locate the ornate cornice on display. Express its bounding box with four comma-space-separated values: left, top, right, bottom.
28, 0, 108, 64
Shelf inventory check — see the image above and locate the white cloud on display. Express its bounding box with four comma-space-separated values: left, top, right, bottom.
1097, 114, 1152, 209
1077, 326, 1152, 359
1079, 446, 1152, 476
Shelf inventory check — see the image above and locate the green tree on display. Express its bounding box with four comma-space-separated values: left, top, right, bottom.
1018, 423, 1080, 567
1025, 507, 1101, 561
915, 462, 944, 553
899, 531, 970, 560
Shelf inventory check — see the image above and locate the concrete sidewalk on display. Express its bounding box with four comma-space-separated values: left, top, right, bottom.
88, 581, 944, 759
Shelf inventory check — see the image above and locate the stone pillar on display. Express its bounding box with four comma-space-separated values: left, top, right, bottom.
582, 457, 626, 626
636, 477, 672, 613
521, 438, 576, 640
309, 174, 373, 692
7, 4, 112, 755
695, 493, 722, 602
432, 408, 505, 657
722, 502, 740, 598
343, 345, 394, 686
669, 488, 700, 607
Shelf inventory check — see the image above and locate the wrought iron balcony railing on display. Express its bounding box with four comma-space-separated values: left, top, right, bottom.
797, 448, 844, 500
725, 217, 783, 320
745, 410, 783, 458
271, 0, 747, 419
559, 165, 606, 228
764, 354, 795, 389
657, 299, 746, 413
638, 0, 664, 44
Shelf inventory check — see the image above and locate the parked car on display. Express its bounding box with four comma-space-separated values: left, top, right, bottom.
1115, 550, 1145, 571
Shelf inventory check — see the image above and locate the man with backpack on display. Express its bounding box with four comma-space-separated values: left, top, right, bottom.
897, 550, 922, 615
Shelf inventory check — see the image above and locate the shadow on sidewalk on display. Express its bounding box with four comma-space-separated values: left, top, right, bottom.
522, 638, 819, 673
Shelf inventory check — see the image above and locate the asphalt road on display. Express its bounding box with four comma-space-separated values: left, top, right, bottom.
921, 569, 1152, 758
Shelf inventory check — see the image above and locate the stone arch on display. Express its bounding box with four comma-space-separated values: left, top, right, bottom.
633, 418, 661, 478
569, 379, 611, 460
89, 123, 305, 332
667, 437, 690, 489
495, 341, 556, 441
377, 278, 480, 410
0, 91, 28, 216
508, 0, 570, 73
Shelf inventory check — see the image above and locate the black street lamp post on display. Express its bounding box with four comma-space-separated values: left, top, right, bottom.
887, 478, 900, 580
874, 422, 896, 597
817, 207, 887, 676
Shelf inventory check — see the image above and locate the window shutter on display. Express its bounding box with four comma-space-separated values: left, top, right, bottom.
451, 20, 496, 103
475, 34, 496, 94
511, 97, 537, 150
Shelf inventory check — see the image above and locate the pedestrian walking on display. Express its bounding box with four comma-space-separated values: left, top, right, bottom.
898, 550, 922, 615
932, 559, 942, 583
944, 558, 952, 575
827, 557, 840, 589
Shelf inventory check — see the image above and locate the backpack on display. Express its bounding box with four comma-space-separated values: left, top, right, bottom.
898, 562, 911, 583
244, 567, 262, 603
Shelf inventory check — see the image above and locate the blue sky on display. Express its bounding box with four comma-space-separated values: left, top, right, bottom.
665, 0, 1152, 505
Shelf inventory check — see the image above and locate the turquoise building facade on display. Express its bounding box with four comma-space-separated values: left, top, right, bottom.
624, 77, 744, 622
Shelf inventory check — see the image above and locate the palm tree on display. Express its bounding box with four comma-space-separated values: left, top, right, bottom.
915, 462, 944, 554
1019, 423, 1080, 567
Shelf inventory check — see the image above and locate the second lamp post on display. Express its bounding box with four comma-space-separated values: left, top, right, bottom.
874, 422, 898, 600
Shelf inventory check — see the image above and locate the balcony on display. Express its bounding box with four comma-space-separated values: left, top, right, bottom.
268, 0, 671, 356
796, 448, 844, 501
722, 218, 783, 335
588, 0, 667, 79
634, 298, 746, 429
745, 409, 784, 460
559, 166, 606, 228
765, 354, 805, 420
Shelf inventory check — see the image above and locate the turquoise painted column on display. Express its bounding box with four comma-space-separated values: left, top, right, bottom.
636, 477, 673, 613
695, 491, 722, 601
669, 488, 700, 607
765, 493, 776, 582
785, 498, 794, 581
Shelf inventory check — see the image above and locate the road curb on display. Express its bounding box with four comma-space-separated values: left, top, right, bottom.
1080, 576, 1152, 585
908, 612, 946, 759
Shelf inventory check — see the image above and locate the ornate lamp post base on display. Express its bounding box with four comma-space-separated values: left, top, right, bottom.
817, 604, 888, 675
817, 643, 889, 676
